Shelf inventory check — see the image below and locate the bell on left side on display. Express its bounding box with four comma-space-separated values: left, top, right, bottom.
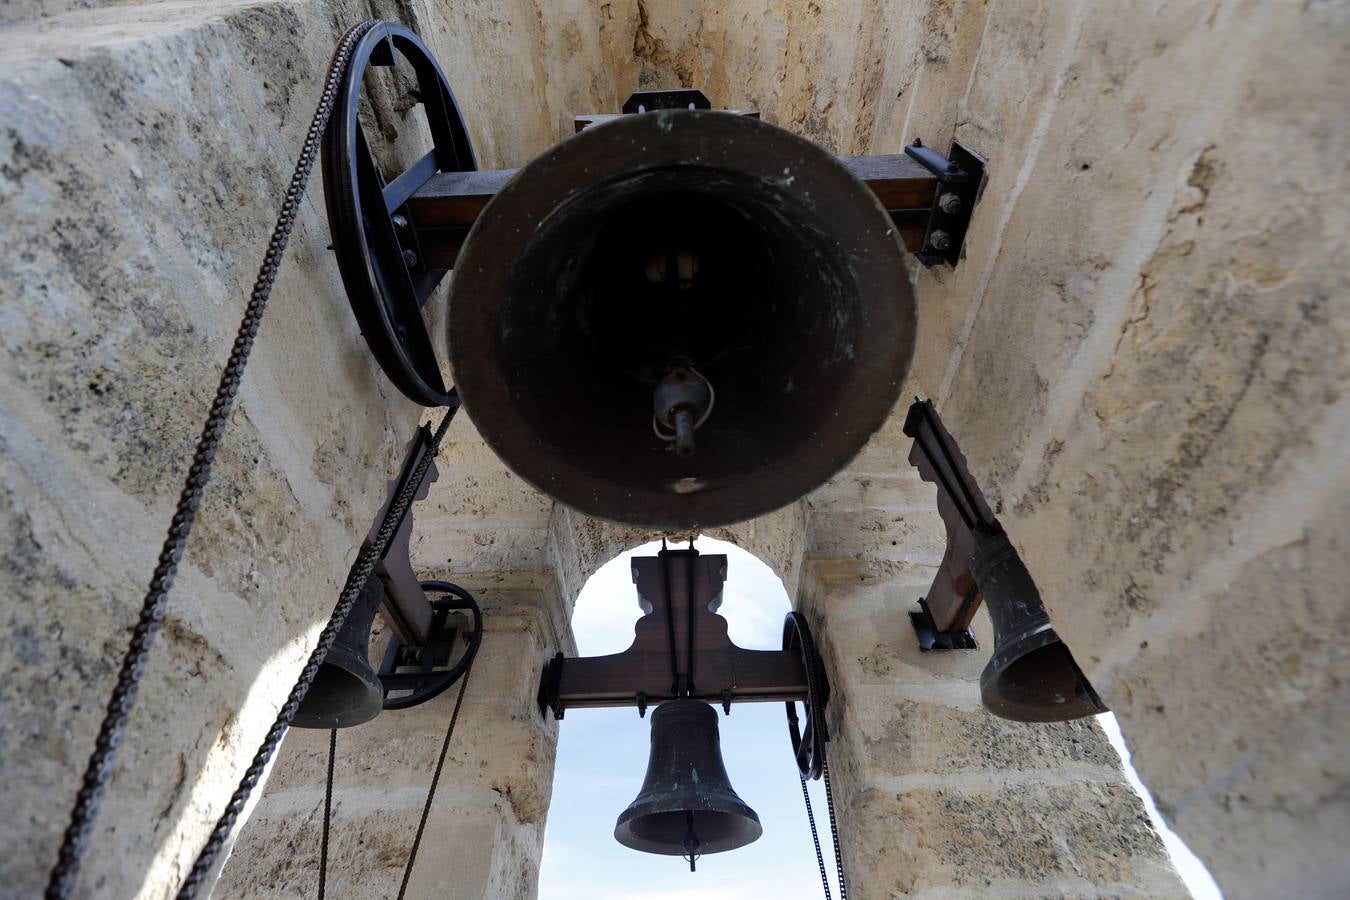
292, 579, 385, 729
615, 699, 762, 867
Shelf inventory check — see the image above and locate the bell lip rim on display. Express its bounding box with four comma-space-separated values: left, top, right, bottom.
291, 650, 385, 729
448, 110, 916, 530
613, 809, 764, 856
979, 625, 1109, 722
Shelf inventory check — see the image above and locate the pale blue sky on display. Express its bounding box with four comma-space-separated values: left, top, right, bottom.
538, 537, 1220, 899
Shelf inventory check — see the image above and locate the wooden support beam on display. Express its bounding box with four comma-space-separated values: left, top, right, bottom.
538, 550, 811, 718
903, 399, 999, 635
405, 153, 937, 268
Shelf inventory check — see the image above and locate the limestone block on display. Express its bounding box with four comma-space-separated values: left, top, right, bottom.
858, 698, 1120, 778
918, 3, 1350, 894
845, 782, 1182, 897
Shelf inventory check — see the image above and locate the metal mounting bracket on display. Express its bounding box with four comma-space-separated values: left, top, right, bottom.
904, 139, 986, 267
621, 88, 712, 113
909, 597, 978, 651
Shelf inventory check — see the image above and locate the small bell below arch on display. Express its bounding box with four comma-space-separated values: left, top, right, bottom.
973, 531, 1108, 722
614, 699, 762, 864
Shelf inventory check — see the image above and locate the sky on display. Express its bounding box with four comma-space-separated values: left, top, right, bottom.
538, 537, 1221, 899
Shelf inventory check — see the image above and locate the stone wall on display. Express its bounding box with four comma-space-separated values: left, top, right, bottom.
0, 1, 623, 897
629, 1, 1350, 896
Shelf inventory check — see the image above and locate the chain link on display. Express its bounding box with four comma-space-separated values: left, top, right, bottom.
44, 20, 381, 900
789, 610, 848, 899
799, 775, 833, 900
822, 758, 848, 899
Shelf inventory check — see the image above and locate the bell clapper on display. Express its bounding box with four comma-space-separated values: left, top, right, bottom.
682, 810, 701, 872
653, 361, 716, 459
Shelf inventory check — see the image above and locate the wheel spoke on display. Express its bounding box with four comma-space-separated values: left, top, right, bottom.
353, 125, 446, 393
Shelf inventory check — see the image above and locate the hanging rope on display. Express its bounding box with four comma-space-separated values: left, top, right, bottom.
318, 729, 336, 899
43, 20, 380, 900
396, 645, 478, 900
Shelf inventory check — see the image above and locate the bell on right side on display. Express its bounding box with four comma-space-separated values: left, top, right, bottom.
972, 530, 1108, 722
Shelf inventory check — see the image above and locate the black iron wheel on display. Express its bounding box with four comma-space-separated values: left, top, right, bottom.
380, 580, 483, 710
322, 23, 477, 407
783, 611, 830, 780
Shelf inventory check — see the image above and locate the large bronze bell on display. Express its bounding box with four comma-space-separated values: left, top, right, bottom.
615, 699, 762, 864
448, 111, 915, 529
973, 531, 1107, 722
293, 579, 385, 729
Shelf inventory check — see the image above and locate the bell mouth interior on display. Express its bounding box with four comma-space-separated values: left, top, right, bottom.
292, 659, 384, 729
981, 641, 1106, 723
496, 168, 860, 496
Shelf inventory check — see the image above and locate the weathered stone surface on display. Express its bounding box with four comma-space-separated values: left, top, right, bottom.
0, 5, 422, 897
851, 781, 1181, 897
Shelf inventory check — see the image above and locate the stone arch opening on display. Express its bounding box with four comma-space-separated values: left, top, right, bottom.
544, 503, 808, 622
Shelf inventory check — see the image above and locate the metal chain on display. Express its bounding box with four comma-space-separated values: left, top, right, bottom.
43, 19, 380, 900
799, 776, 833, 900
396, 644, 478, 900
789, 612, 847, 898
318, 729, 337, 899
822, 758, 848, 899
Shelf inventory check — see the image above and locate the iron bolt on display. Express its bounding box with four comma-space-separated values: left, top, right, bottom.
402, 248, 419, 268
391, 214, 409, 230
938, 192, 963, 215
928, 230, 953, 252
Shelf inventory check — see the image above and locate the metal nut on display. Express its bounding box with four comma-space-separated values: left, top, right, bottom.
937, 192, 963, 215
928, 230, 953, 252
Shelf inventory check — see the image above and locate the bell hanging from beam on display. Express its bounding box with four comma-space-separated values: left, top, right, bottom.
447, 111, 915, 530
973, 530, 1108, 723
615, 699, 762, 868
292, 578, 385, 729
